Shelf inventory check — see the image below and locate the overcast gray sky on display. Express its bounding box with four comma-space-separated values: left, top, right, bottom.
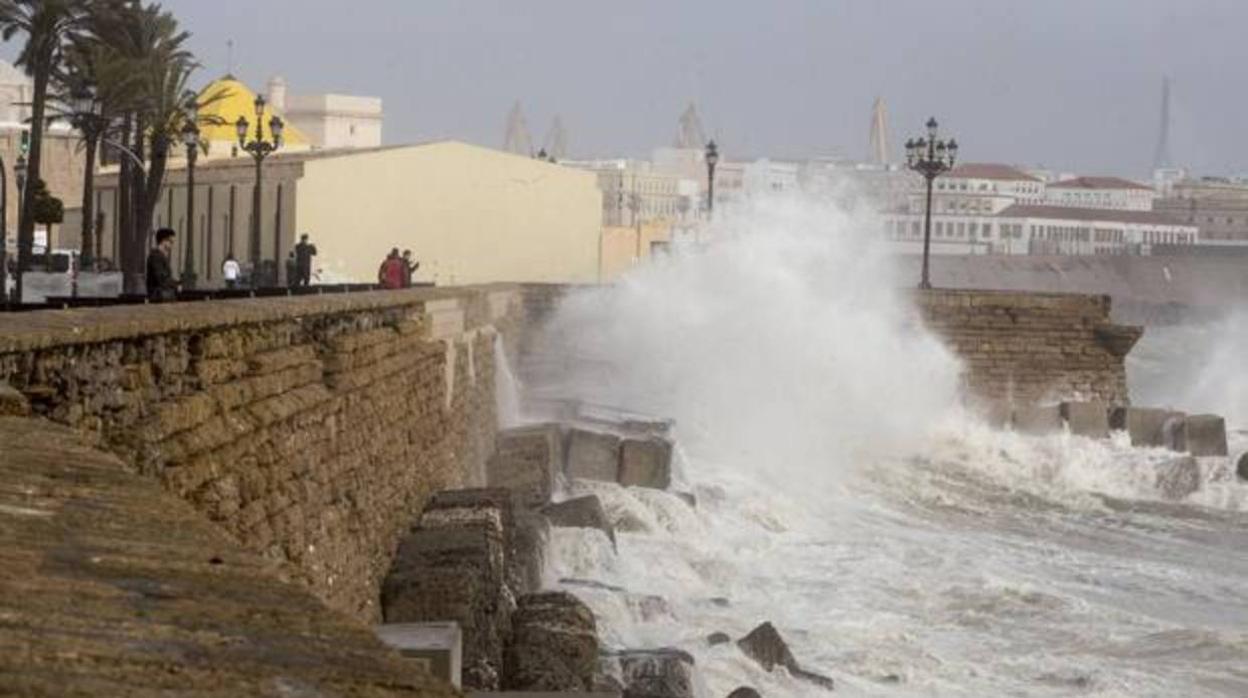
8, 0, 1245, 177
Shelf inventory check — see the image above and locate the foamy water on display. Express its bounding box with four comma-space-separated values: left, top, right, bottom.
516, 196, 1248, 697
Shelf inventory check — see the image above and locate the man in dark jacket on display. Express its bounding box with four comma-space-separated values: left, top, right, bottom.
145, 228, 178, 301
401, 249, 419, 287
294, 234, 317, 286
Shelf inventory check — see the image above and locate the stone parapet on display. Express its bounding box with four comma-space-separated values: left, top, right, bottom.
0, 285, 523, 623
915, 289, 1141, 406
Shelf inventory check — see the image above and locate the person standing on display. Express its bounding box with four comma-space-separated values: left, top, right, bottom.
378, 248, 404, 289
222, 253, 241, 289
294, 234, 317, 287
401, 249, 419, 288
146, 228, 178, 302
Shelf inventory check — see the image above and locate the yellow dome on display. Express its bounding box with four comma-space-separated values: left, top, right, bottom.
195, 75, 310, 148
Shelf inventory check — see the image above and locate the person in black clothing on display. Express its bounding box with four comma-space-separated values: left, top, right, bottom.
294, 234, 317, 286
145, 228, 178, 301
401, 249, 419, 288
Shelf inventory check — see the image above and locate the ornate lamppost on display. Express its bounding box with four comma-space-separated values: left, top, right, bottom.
235, 95, 283, 286
905, 118, 957, 290
704, 140, 719, 218
71, 90, 106, 273
180, 101, 200, 288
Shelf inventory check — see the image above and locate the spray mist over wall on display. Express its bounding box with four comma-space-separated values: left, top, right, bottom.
535, 195, 963, 493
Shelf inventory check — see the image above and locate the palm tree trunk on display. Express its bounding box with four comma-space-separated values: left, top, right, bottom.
17, 57, 51, 280
79, 130, 98, 269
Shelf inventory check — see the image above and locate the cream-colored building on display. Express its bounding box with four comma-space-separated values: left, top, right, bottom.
268, 76, 383, 150
563, 159, 694, 226
90, 140, 604, 285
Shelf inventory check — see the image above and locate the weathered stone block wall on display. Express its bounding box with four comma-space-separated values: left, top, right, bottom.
916, 289, 1142, 406
0, 285, 524, 622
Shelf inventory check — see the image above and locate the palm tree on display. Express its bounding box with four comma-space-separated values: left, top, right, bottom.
0, 0, 89, 290
52, 34, 141, 269
90, 0, 193, 292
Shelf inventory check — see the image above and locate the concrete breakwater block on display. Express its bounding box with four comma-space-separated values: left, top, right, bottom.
504, 591, 599, 692
1236, 452, 1248, 481
1155, 456, 1201, 500
1013, 404, 1063, 435
374, 622, 463, 689
1184, 415, 1228, 457
566, 429, 621, 483
1060, 401, 1110, 439
383, 490, 514, 691
489, 424, 564, 508
1110, 407, 1186, 449
619, 437, 674, 490
737, 621, 834, 690
542, 495, 615, 546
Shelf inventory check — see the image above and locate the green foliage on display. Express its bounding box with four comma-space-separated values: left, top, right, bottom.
29, 178, 63, 225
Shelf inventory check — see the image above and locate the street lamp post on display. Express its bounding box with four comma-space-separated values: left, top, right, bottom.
181, 101, 200, 289
71, 91, 104, 274
704, 140, 719, 218
905, 117, 958, 290
236, 95, 283, 287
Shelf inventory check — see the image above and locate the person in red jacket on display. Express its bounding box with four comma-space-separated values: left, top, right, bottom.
378, 248, 405, 289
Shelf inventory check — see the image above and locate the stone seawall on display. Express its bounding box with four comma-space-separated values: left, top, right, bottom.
0, 285, 525, 622
916, 289, 1142, 406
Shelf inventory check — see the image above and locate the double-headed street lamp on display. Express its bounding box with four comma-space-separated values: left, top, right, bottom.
13, 132, 27, 303
236, 95, 283, 286
905, 117, 958, 290
181, 101, 200, 288
705, 139, 719, 218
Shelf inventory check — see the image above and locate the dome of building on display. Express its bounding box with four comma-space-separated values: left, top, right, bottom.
195, 74, 310, 149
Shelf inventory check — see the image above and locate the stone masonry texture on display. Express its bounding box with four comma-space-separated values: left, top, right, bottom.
0, 416, 456, 697
915, 289, 1141, 406
0, 285, 526, 624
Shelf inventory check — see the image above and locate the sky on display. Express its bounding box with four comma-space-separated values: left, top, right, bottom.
5, 0, 1245, 177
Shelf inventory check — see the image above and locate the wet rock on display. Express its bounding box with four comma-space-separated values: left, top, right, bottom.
1184, 414, 1228, 457
1013, 404, 1063, 435
1237, 452, 1248, 481
504, 591, 598, 691
737, 622, 796, 672
619, 437, 674, 489
542, 495, 616, 546
727, 688, 762, 698
737, 622, 834, 691
617, 648, 696, 698
1060, 401, 1109, 439
566, 428, 622, 482
488, 423, 563, 507
675, 491, 697, 508
1155, 455, 1201, 500
708, 597, 731, 608
707, 631, 731, 646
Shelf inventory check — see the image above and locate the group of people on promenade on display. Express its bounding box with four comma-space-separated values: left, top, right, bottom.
377, 248, 419, 289
146, 230, 423, 301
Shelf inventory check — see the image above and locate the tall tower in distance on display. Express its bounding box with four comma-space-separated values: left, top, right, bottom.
869, 97, 891, 166
503, 101, 532, 156
1153, 76, 1173, 170
674, 102, 708, 149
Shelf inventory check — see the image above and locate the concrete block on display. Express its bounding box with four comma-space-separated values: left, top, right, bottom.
1109, 407, 1185, 449
1012, 404, 1062, 435
618, 437, 673, 490
375, 622, 463, 689
1154, 456, 1201, 500
489, 424, 563, 507
1236, 452, 1248, 481
1184, 414, 1228, 457
542, 496, 615, 545
566, 429, 621, 483
1060, 401, 1109, 439
504, 591, 599, 692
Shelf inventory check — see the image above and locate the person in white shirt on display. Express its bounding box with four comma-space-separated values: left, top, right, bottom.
222, 254, 241, 289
